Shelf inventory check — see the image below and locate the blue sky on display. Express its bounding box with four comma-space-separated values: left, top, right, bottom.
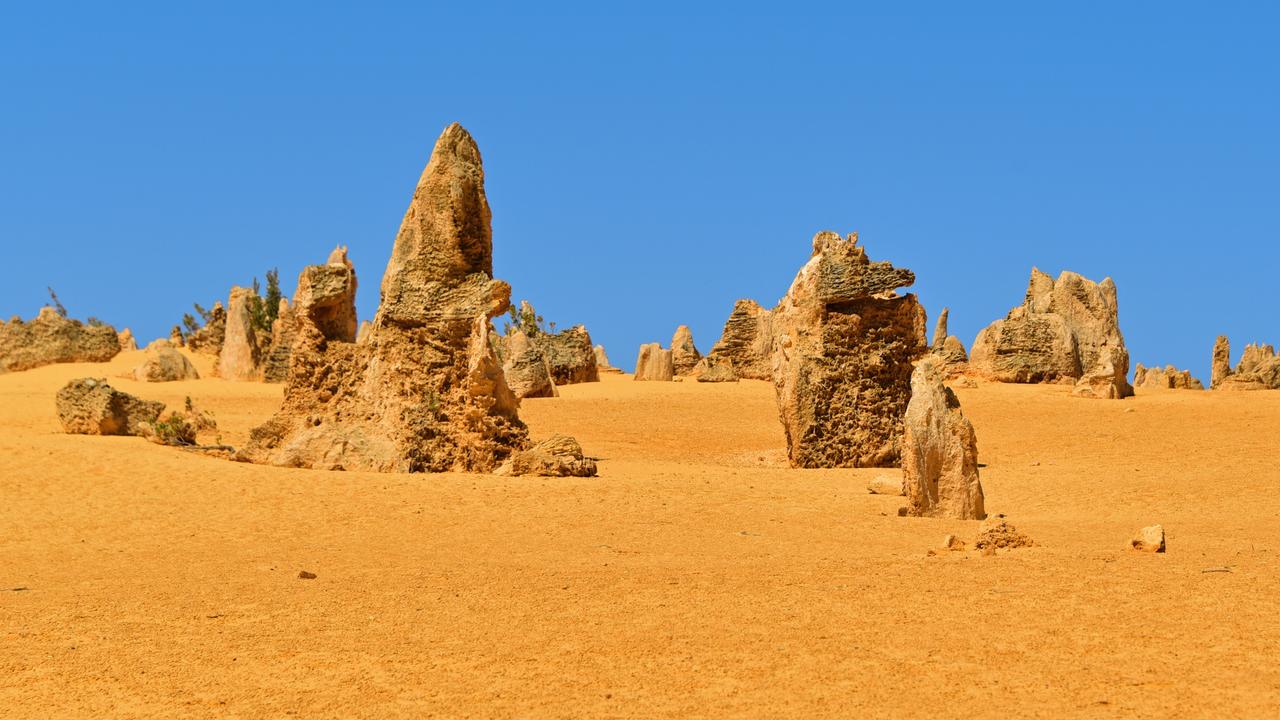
2, 3, 1276, 378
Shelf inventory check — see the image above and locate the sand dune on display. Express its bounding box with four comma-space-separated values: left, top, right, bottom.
2, 349, 1278, 717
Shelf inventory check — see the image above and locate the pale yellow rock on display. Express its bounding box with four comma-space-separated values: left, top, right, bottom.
634, 343, 674, 382
1130, 525, 1166, 553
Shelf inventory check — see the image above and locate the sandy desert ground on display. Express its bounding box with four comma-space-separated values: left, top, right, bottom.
2, 348, 1279, 718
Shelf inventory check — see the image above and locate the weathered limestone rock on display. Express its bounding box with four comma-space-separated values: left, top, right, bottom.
692, 356, 739, 383
0, 307, 121, 373
670, 325, 702, 376
502, 328, 558, 399
533, 324, 599, 385
901, 358, 985, 519
239, 123, 528, 472
867, 474, 904, 496
216, 287, 262, 381
1133, 363, 1203, 390
634, 343, 675, 381
262, 299, 295, 383
594, 344, 622, 373
185, 302, 226, 356
131, 347, 200, 382
1211, 336, 1280, 390
929, 307, 969, 370
170, 325, 185, 346
706, 299, 774, 380
356, 320, 372, 344
118, 328, 138, 351
56, 377, 163, 435
771, 231, 928, 468
974, 518, 1033, 550
970, 268, 1133, 399
494, 434, 597, 477
1130, 525, 1166, 553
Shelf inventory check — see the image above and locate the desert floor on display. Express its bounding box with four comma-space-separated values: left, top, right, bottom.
2, 349, 1278, 718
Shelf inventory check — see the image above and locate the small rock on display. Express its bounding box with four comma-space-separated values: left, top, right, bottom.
298, 570, 317, 580
981, 545, 996, 557
896, 506, 908, 517
942, 534, 966, 551
1130, 525, 1165, 553
974, 518, 1033, 550
867, 474, 904, 496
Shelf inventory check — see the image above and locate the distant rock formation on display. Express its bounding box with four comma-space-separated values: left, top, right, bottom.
771, 231, 927, 468
634, 342, 674, 381
262, 247, 359, 385
0, 307, 121, 373
185, 302, 226, 356
118, 328, 138, 351
216, 286, 263, 381
495, 434, 597, 477
901, 357, 985, 519
705, 299, 774, 380
131, 347, 200, 382
929, 307, 969, 371
969, 268, 1134, 399
593, 344, 622, 373
1133, 363, 1203, 390
56, 377, 163, 435
239, 123, 530, 472
1211, 335, 1280, 390
692, 356, 738, 383
533, 324, 599, 385
356, 320, 372, 344
502, 328, 558, 399
261, 299, 294, 383
670, 325, 702, 376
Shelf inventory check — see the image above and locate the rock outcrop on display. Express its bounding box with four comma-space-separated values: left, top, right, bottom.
670, 325, 702, 376
705, 299, 774, 380
185, 302, 226, 356
974, 518, 1033, 550
239, 123, 529, 472
594, 345, 621, 373
533, 324, 599, 385
56, 377, 163, 435
929, 307, 969, 371
494, 434, 597, 477
771, 231, 928, 468
131, 347, 200, 382
0, 307, 121, 373
901, 357, 985, 519
262, 299, 295, 383
502, 329, 558, 399
118, 328, 138, 351
216, 287, 262, 381
969, 268, 1134, 399
692, 357, 738, 383
634, 343, 674, 381
1211, 336, 1280, 390
1133, 363, 1203, 390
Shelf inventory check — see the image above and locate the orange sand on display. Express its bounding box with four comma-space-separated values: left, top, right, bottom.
2, 349, 1278, 717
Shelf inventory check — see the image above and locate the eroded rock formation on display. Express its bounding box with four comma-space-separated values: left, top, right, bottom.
901, 357, 985, 519
502, 329, 558, 399
671, 325, 702, 376
494, 434, 597, 477
594, 344, 621, 373
634, 342, 674, 381
0, 307, 120, 373
969, 268, 1134, 399
262, 299, 295, 383
239, 123, 529, 472
533, 324, 599, 385
186, 302, 226, 356
56, 377, 163, 435
216, 287, 263, 381
131, 347, 200, 382
692, 357, 738, 383
929, 307, 969, 371
118, 329, 138, 351
1133, 363, 1203, 390
705, 299, 774, 380
1211, 336, 1280, 390
771, 231, 927, 468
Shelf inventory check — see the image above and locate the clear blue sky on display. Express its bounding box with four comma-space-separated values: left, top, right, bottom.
3, 3, 1276, 379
